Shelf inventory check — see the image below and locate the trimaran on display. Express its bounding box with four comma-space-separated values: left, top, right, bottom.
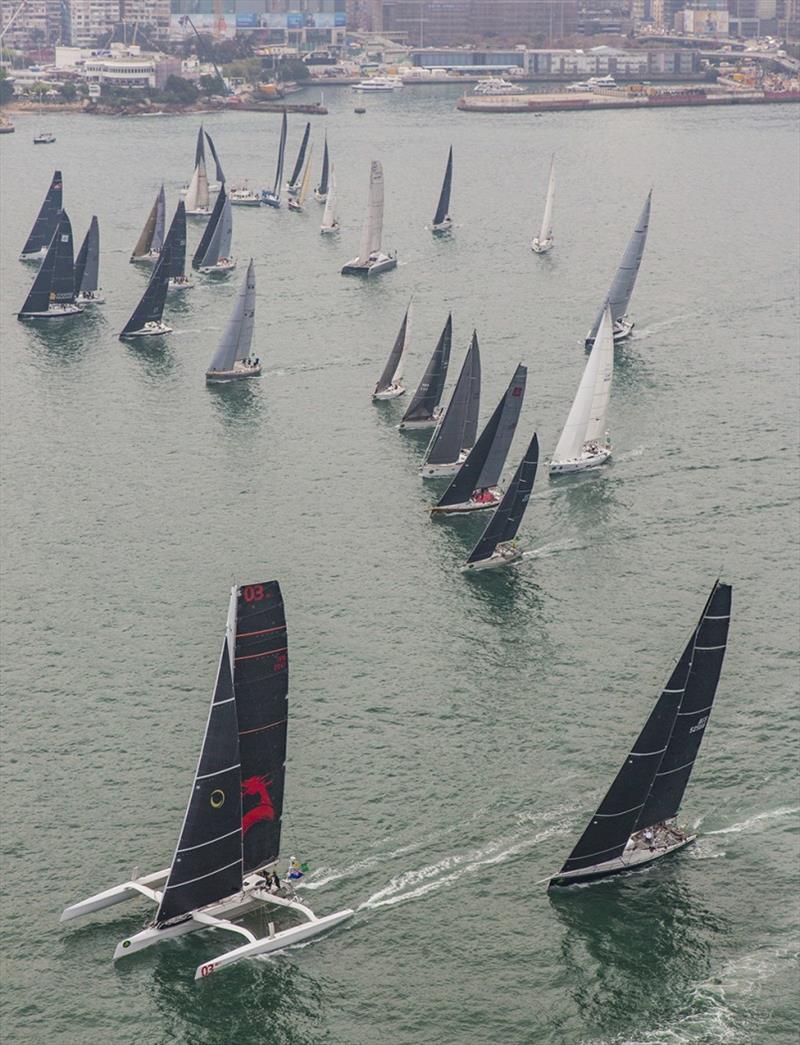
373, 300, 412, 400
20, 169, 62, 261
545, 580, 732, 887
74, 216, 104, 305
398, 313, 452, 429
420, 330, 480, 478
206, 259, 261, 383
531, 155, 555, 254
341, 160, 396, 276
61, 582, 354, 978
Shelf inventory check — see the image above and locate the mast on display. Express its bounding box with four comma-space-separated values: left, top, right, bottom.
207, 260, 256, 373
205, 131, 225, 184
119, 244, 171, 336
538, 155, 555, 243
155, 641, 244, 925
552, 306, 614, 462
423, 333, 479, 467
288, 121, 311, 190
21, 169, 62, 257
321, 165, 338, 229
375, 301, 411, 394
163, 201, 187, 278
466, 432, 539, 565
400, 313, 452, 424
130, 190, 159, 260
192, 188, 226, 269
586, 190, 652, 342
317, 135, 329, 196
356, 160, 385, 265
432, 145, 453, 226
273, 112, 288, 197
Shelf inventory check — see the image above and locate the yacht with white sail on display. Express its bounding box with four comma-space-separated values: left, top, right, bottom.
320, 165, 340, 234
20, 169, 62, 261
288, 145, 313, 212
192, 187, 235, 274
185, 130, 212, 218
262, 112, 287, 209
420, 331, 480, 477
130, 185, 166, 263
18, 210, 83, 320
531, 155, 555, 253
206, 260, 261, 382
74, 216, 104, 305
373, 301, 412, 400
119, 244, 172, 338
341, 161, 396, 276
398, 314, 452, 429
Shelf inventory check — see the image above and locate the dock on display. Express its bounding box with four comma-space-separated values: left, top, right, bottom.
457, 87, 800, 114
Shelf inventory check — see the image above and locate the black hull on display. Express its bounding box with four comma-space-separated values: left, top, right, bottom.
547, 837, 695, 890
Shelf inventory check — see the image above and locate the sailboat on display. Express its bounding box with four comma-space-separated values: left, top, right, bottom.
462, 433, 539, 571
180, 125, 205, 195
373, 301, 412, 400
20, 169, 62, 261
18, 210, 83, 320
130, 185, 166, 263
549, 305, 614, 476
286, 121, 310, 196
192, 187, 235, 274
74, 216, 104, 305
185, 129, 212, 218
206, 260, 261, 382
288, 145, 313, 213
205, 130, 225, 190
545, 580, 732, 888
431, 364, 527, 515
420, 331, 480, 478
60, 581, 355, 979
314, 135, 330, 202
320, 165, 340, 235
398, 314, 452, 429
341, 160, 397, 277
261, 111, 287, 209
585, 190, 652, 346
119, 243, 172, 338
531, 155, 555, 253
163, 201, 192, 292
430, 146, 453, 233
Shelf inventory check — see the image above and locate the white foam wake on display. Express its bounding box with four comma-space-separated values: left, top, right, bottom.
704, 805, 800, 836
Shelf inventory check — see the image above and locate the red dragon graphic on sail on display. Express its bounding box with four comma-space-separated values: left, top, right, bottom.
241, 775, 275, 834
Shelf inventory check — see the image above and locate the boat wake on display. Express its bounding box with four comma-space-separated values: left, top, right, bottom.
522, 538, 586, 560
704, 805, 800, 836
634, 312, 697, 340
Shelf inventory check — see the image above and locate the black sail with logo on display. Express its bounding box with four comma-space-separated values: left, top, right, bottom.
156, 641, 243, 924
234, 581, 288, 875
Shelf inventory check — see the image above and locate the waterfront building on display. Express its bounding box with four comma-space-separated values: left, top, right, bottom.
675, 0, 730, 33
727, 0, 777, 36
167, 2, 347, 48
381, 0, 579, 46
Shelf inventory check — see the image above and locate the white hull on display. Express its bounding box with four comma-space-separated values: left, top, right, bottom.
431, 490, 501, 515
586, 317, 634, 347
341, 253, 397, 277
261, 192, 281, 209
168, 277, 193, 292
19, 303, 84, 319
549, 447, 611, 476
230, 196, 261, 208
19, 248, 48, 262
320, 224, 340, 235
531, 238, 553, 253
206, 362, 262, 383
397, 412, 442, 431
130, 250, 160, 265
76, 291, 105, 305
314, 190, 328, 203
121, 321, 172, 338
462, 545, 523, 572
547, 835, 696, 887
199, 258, 237, 275
373, 384, 406, 401
431, 217, 452, 233
186, 208, 212, 219
420, 451, 468, 478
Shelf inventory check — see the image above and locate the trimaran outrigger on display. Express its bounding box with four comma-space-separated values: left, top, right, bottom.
61, 581, 354, 978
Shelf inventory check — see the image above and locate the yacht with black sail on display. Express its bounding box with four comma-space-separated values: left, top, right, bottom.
398, 314, 452, 429
60, 581, 354, 979
462, 432, 539, 571
430, 364, 527, 515
288, 145, 313, 213
287, 121, 311, 197
163, 201, 192, 292
585, 190, 652, 347
74, 216, 104, 305
192, 187, 235, 274
531, 155, 555, 254
314, 134, 330, 202
261, 111, 288, 209
205, 129, 225, 191
18, 210, 83, 320
544, 580, 732, 888
341, 160, 396, 277
20, 169, 62, 261
373, 300, 412, 400
119, 244, 172, 338
430, 146, 453, 234
420, 330, 480, 478
130, 184, 166, 263
320, 165, 340, 234
206, 260, 261, 383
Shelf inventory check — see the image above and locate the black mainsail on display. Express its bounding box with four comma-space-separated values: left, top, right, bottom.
233, 581, 288, 875
317, 135, 329, 197
205, 130, 225, 185
163, 201, 187, 279
375, 303, 410, 395
424, 332, 480, 467
155, 641, 243, 925
432, 146, 453, 227
74, 216, 100, 296
119, 243, 171, 337
192, 187, 226, 270
288, 122, 311, 191
465, 432, 539, 566
21, 169, 62, 257
272, 112, 288, 197
194, 124, 205, 168
18, 210, 77, 316
400, 314, 452, 425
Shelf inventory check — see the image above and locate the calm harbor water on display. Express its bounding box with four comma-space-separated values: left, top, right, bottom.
1, 88, 799, 1045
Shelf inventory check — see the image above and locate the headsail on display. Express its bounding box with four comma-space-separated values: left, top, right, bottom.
424, 332, 480, 466
19, 210, 77, 315
194, 124, 206, 168
317, 135, 329, 196
205, 131, 225, 184
432, 146, 453, 227
586, 189, 652, 343
163, 201, 187, 278
198, 188, 232, 267
21, 169, 62, 257
231, 581, 288, 875
538, 155, 555, 243
298, 145, 313, 205
552, 306, 614, 463
131, 189, 160, 260
155, 641, 243, 924
273, 112, 288, 196
321, 166, 338, 230
74, 216, 100, 294
119, 243, 171, 336
186, 156, 210, 213
288, 122, 311, 190
400, 313, 452, 424
356, 161, 385, 265
466, 432, 539, 565
207, 260, 256, 373
375, 302, 411, 394
192, 187, 226, 269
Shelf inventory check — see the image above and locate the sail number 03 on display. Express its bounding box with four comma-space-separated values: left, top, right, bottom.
242, 585, 265, 603
200, 962, 217, 977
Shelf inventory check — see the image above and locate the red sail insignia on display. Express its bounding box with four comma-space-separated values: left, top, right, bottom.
241, 775, 276, 834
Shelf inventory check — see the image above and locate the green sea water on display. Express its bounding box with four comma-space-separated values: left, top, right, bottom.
1, 88, 798, 1044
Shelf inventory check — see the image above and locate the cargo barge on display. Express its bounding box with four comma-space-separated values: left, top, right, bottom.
457, 88, 800, 114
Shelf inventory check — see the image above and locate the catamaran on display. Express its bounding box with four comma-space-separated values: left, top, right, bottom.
74, 216, 104, 305
430, 146, 453, 234
549, 305, 614, 476
431, 364, 527, 515
398, 314, 452, 429
531, 155, 555, 253
262, 112, 288, 209
545, 580, 732, 888
585, 190, 652, 347
420, 331, 480, 477
18, 210, 83, 320
60, 581, 354, 979
287, 122, 311, 197
163, 201, 192, 291
462, 432, 539, 571
341, 160, 396, 277
119, 244, 172, 338
185, 129, 212, 218
373, 301, 412, 400
20, 169, 62, 261
130, 185, 166, 263
314, 135, 330, 202
288, 145, 313, 213
192, 187, 235, 274
320, 165, 340, 234
206, 260, 261, 383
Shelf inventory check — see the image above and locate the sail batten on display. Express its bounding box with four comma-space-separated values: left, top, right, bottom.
587, 190, 652, 342
22, 169, 62, 256
466, 433, 539, 564
401, 314, 452, 424
208, 260, 256, 373
424, 333, 479, 466
432, 146, 453, 226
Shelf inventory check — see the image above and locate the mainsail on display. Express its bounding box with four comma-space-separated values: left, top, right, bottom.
130, 186, 164, 260
586, 189, 652, 343
119, 243, 171, 336
432, 146, 453, 227
163, 201, 187, 279
74, 216, 100, 294
356, 161, 385, 265
400, 313, 452, 424
424, 332, 480, 466
375, 301, 411, 394
317, 135, 329, 197
321, 165, 338, 230
21, 169, 62, 257
19, 210, 78, 315
155, 641, 243, 925
272, 112, 288, 197
208, 260, 256, 373
298, 145, 313, 205
205, 131, 225, 184
185, 156, 210, 213
537, 155, 555, 243
435, 364, 527, 507
194, 124, 206, 168
192, 187, 228, 269
288, 121, 311, 190
466, 432, 539, 565
552, 306, 614, 463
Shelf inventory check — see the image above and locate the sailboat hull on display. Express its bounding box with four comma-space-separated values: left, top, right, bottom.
18, 303, 83, 320
547, 836, 696, 889
199, 259, 237, 275
76, 291, 105, 306
586, 318, 634, 348
462, 546, 523, 572
19, 248, 48, 262
341, 254, 397, 277
206, 363, 262, 383
130, 250, 161, 265
373, 385, 406, 401
431, 217, 452, 234
168, 277, 193, 292
186, 208, 212, 219
261, 193, 281, 209
531, 238, 553, 253
397, 415, 440, 431
420, 451, 468, 479
549, 448, 611, 476
120, 321, 172, 339
431, 490, 502, 515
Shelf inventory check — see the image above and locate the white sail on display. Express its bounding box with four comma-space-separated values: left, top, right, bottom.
356, 160, 384, 264
185, 157, 210, 212
298, 145, 313, 206
538, 156, 555, 243
321, 166, 338, 230
207, 260, 255, 372
392, 298, 411, 385
552, 306, 614, 462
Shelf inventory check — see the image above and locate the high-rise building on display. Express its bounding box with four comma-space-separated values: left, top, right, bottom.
727, 0, 776, 35
381, 0, 578, 46
168, 2, 347, 47
121, 0, 171, 39
0, 0, 63, 48
65, 0, 122, 46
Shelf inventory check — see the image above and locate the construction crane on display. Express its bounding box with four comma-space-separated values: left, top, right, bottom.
179, 14, 230, 95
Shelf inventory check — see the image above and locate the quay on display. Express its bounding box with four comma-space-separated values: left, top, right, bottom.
457, 87, 800, 114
